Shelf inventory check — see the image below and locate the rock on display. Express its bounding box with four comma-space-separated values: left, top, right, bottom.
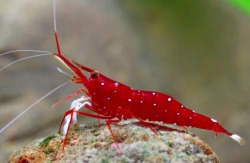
8, 120, 219, 163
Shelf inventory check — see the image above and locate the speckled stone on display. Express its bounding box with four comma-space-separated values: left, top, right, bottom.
9, 120, 219, 163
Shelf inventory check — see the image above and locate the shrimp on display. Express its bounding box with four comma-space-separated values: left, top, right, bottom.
0, 0, 245, 154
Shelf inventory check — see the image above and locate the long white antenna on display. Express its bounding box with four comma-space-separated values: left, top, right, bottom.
0, 50, 51, 57
53, 0, 57, 32
53, 0, 62, 56
57, 67, 72, 77
0, 80, 70, 134
0, 54, 50, 72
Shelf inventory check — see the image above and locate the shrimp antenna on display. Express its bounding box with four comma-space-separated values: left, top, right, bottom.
53, 0, 62, 56
0, 50, 51, 57
53, 0, 57, 33
57, 67, 72, 77
0, 53, 50, 72
0, 80, 70, 134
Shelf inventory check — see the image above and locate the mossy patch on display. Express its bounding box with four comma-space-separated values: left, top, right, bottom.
44, 148, 54, 155
39, 135, 57, 147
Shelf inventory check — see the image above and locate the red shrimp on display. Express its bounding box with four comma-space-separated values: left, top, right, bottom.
48, 1, 246, 151
53, 32, 246, 151
54, 46, 246, 150
0, 0, 245, 153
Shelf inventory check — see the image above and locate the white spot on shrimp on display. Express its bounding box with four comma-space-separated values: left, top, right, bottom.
146, 119, 149, 122
153, 103, 157, 106
177, 112, 180, 116
107, 97, 110, 100
114, 82, 119, 86
114, 90, 117, 93
181, 105, 184, 108
164, 109, 167, 112
211, 118, 217, 122
103, 106, 106, 109
93, 92, 96, 95
140, 100, 143, 103
189, 117, 192, 120
101, 82, 104, 86
168, 97, 171, 101
152, 92, 156, 95
128, 99, 132, 102
174, 123, 177, 125
138, 90, 140, 92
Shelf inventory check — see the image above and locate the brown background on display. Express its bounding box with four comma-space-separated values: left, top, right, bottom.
0, 0, 249, 162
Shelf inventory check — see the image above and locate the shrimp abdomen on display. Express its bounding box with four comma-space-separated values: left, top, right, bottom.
130, 91, 231, 135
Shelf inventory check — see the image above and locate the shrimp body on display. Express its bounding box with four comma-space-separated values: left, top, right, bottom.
0, 1, 244, 153
54, 55, 245, 147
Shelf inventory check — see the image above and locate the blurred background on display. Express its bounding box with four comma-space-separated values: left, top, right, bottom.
0, 0, 249, 162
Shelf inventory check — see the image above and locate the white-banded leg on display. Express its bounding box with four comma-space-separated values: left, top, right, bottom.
60, 99, 114, 150
70, 96, 91, 126
62, 96, 91, 137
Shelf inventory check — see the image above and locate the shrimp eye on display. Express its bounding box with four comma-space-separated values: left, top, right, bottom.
90, 71, 98, 78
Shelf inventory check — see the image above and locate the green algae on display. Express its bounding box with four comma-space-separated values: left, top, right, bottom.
39, 134, 57, 147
